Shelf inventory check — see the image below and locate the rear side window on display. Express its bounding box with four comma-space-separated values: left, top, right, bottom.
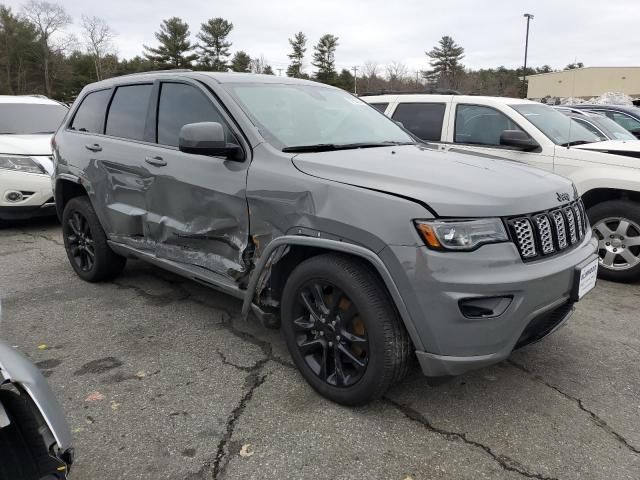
105, 84, 153, 141
70, 89, 111, 133
369, 103, 388, 113
156, 82, 226, 147
392, 103, 446, 141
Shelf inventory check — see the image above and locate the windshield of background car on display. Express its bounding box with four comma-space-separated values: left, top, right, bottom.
0, 103, 68, 134
593, 114, 637, 140
512, 103, 601, 145
225, 83, 413, 149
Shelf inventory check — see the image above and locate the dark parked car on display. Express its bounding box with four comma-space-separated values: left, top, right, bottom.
554, 107, 637, 141
570, 104, 640, 139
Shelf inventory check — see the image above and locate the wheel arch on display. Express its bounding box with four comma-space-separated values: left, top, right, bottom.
54, 176, 89, 220
581, 187, 640, 210
242, 235, 424, 351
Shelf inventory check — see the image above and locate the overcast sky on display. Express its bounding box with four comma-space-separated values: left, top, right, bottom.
6, 0, 640, 74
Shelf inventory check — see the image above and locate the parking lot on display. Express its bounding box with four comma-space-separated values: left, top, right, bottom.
0, 218, 638, 480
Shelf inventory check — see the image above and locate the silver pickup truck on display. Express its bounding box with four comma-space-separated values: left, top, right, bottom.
52, 72, 598, 405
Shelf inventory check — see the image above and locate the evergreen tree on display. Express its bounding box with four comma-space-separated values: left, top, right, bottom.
564, 62, 584, 70
143, 17, 197, 68
286, 31, 306, 78
230, 51, 251, 72
312, 34, 338, 85
263, 65, 274, 75
422, 35, 465, 89
197, 18, 233, 71
336, 68, 354, 92
0, 6, 39, 94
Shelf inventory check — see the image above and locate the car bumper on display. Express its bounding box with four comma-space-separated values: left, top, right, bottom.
0, 170, 55, 220
381, 233, 598, 377
0, 340, 73, 466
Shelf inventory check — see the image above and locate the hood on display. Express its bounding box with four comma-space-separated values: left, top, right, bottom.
0, 134, 53, 156
291, 145, 575, 217
573, 139, 640, 155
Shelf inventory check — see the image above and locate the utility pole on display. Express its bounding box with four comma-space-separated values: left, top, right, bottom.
351, 66, 359, 95
277, 68, 283, 76
522, 13, 534, 98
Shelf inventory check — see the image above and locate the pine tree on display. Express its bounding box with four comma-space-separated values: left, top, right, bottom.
422, 35, 465, 89
286, 31, 306, 78
143, 17, 197, 68
230, 51, 251, 72
336, 68, 354, 92
312, 34, 338, 85
197, 18, 233, 71
263, 65, 274, 75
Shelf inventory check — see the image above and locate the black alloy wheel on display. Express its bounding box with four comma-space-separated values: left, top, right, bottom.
292, 280, 369, 387
65, 211, 95, 272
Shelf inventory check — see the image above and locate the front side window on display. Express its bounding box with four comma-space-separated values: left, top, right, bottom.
511, 103, 600, 146
572, 118, 607, 141
455, 104, 525, 146
224, 83, 413, 149
392, 103, 446, 141
0, 102, 68, 135
70, 90, 111, 133
105, 84, 153, 141
594, 115, 636, 140
157, 83, 228, 147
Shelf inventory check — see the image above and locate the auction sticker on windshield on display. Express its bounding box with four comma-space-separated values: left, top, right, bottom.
573, 258, 598, 300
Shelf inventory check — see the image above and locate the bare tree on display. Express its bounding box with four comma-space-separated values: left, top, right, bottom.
81, 15, 115, 80
385, 61, 408, 89
362, 61, 379, 79
250, 54, 267, 74
22, 0, 71, 96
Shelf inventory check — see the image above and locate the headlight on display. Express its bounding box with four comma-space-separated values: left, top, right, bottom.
0, 155, 45, 174
415, 218, 508, 251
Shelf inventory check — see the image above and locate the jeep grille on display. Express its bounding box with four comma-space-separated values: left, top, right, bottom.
508, 200, 588, 261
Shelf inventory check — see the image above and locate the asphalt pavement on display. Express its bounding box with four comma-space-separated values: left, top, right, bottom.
0, 218, 638, 480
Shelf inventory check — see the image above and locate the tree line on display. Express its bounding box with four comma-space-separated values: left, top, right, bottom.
0, 1, 582, 101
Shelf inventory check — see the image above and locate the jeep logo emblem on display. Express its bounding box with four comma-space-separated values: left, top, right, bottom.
556, 192, 570, 202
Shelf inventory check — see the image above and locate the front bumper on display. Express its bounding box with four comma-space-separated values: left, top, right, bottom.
0, 340, 73, 464
0, 169, 55, 220
382, 233, 598, 377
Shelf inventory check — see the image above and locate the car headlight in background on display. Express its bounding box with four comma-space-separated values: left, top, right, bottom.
415, 218, 508, 251
0, 155, 46, 174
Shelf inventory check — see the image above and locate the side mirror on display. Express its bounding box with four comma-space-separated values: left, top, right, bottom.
178, 122, 244, 161
394, 120, 405, 128
499, 130, 539, 151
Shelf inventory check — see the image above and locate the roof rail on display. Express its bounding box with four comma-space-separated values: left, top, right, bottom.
118, 68, 193, 77
359, 88, 461, 97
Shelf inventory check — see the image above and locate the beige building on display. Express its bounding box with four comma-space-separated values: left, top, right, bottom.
526, 67, 640, 99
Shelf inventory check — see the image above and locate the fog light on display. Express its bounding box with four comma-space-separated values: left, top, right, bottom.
459, 296, 513, 319
4, 191, 23, 202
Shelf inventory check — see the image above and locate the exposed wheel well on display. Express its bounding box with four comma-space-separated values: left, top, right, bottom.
259, 245, 389, 309
581, 188, 640, 210
54, 179, 88, 219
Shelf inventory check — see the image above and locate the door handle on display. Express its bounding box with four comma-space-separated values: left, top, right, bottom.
85, 143, 102, 152
145, 156, 167, 167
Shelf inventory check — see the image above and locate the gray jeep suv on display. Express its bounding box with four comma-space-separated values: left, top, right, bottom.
52, 72, 598, 405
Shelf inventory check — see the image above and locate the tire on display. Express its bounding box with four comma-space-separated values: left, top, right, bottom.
588, 200, 640, 283
62, 196, 126, 282
281, 253, 413, 405
0, 389, 65, 480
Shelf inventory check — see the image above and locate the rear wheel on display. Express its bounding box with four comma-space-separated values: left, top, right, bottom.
62, 196, 126, 282
0, 389, 66, 480
588, 200, 640, 283
281, 253, 412, 405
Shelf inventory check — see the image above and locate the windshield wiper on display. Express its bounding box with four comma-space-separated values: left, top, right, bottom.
282, 141, 413, 153
560, 140, 593, 147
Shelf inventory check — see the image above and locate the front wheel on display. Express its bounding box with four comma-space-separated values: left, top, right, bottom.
588, 200, 640, 283
62, 196, 126, 282
281, 253, 412, 405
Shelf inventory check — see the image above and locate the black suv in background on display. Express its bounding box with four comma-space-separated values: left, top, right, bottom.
570, 104, 640, 139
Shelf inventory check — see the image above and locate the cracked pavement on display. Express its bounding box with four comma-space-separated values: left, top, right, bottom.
0, 219, 638, 480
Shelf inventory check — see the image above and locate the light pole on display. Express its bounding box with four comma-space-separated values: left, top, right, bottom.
522, 13, 534, 98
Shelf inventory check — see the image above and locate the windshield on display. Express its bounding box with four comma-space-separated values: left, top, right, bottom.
593, 115, 637, 140
224, 83, 413, 149
511, 103, 601, 146
0, 103, 68, 134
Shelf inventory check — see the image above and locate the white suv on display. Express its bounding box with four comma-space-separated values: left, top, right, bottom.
0, 95, 68, 227
364, 94, 640, 282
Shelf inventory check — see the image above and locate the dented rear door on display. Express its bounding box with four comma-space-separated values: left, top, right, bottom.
141, 80, 251, 282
